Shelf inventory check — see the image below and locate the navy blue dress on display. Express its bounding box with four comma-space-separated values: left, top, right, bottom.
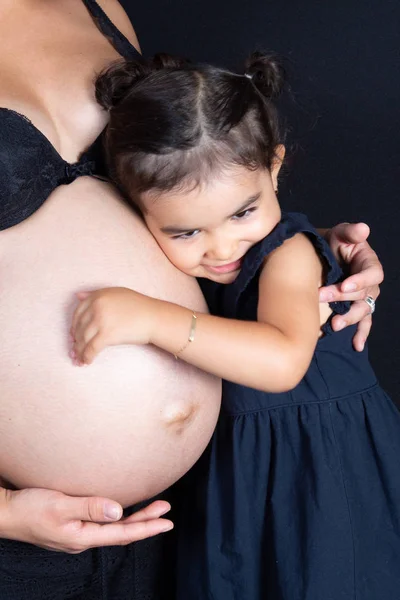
176, 212, 400, 600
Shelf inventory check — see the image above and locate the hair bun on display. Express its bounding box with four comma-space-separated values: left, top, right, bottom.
95, 54, 191, 111
95, 60, 150, 110
244, 51, 285, 99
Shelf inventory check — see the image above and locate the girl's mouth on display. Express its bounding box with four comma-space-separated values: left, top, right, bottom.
204, 258, 243, 275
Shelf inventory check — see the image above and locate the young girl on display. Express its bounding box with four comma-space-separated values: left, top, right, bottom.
71, 53, 400, 599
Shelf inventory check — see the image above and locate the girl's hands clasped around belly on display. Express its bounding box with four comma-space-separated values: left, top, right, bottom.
0, 487, 172, 553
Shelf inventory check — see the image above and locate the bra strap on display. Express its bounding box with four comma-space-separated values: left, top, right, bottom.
81, 0, 142, 60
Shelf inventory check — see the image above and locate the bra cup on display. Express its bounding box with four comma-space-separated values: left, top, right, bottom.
0, 0, 141, 231
0, 109, 103, 231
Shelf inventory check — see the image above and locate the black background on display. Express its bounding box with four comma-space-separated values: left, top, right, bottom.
121, 0, 399, 399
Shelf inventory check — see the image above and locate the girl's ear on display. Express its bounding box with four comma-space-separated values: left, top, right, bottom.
271, 145, 285, 191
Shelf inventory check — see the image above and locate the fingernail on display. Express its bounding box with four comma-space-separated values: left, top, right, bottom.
104, 504, 122, 520
343, 282, 357, 292
160, 521, 174, 532
335, 319, 346, 331
159, 505, 171, 516
319, 290, 333, 302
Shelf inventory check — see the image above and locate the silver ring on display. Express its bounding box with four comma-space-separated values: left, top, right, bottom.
364, 295, 376, 315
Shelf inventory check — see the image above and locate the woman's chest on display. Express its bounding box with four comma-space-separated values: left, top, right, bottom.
0, 2, 122, 162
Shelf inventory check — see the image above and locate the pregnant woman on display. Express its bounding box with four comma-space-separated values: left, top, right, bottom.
0, 1, 382, 598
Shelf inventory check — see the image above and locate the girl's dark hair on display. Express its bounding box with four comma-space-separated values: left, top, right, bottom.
96, 51, 286, 203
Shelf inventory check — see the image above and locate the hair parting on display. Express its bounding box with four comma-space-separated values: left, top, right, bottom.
96, 51, 287, 206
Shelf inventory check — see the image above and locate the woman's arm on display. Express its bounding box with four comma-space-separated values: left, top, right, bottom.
0, 486, 173, 552
71, 234, 322, 393
320, 222, 383, 350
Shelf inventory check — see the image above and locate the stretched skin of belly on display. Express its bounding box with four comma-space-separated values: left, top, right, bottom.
0, 178, 221, 507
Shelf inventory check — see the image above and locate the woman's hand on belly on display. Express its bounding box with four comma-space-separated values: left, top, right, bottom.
0, 486, 173, 553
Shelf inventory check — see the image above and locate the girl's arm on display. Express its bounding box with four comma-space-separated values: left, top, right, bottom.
150, 233, 321, 392
72, 234, 323, 393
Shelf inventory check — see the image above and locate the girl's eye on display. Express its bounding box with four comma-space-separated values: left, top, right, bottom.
172, 229, 200, 240
233, 207, 257, 220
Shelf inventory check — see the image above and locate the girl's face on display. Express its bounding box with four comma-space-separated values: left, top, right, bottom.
142, 161, 282, 284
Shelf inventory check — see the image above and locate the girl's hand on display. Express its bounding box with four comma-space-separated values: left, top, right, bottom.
71, 287, 156, 365
320, 222, 383, 351
0, 487, 173, 554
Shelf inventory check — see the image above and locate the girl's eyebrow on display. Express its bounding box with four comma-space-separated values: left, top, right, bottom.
160, 225, 197, 234
228, 193, 261, 218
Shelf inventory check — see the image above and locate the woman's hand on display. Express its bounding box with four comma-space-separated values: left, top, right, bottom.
71, 287, 156, 365
0, 487, 173, 553
319, 222, 383, 351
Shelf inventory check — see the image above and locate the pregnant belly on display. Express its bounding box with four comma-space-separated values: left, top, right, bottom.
0, 179, 221, 506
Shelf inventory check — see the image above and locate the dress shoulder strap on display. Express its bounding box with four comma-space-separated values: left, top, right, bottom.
201, 212, 350, 322
82, 0, 142, 60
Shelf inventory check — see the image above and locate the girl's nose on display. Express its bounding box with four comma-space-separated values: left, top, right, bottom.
208, 236, 238, 261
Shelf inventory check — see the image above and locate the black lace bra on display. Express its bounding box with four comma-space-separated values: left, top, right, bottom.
0, 0, 140, 231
